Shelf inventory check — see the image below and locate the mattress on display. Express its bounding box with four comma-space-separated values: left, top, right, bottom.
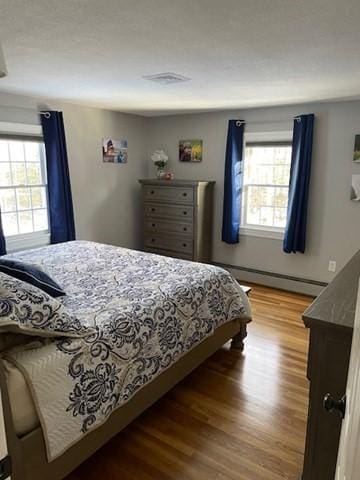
3, 358, 39, 436
3, 241, 251, 459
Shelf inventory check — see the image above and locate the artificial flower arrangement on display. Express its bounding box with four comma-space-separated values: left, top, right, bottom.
151, 150, 170, 178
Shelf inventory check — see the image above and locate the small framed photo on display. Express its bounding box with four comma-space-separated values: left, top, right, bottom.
353, 135, 360, 162
179, 139, 203, 162
102, 138, 128, 163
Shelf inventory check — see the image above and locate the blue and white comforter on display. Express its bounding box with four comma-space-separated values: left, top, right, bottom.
5, 241, 251, 460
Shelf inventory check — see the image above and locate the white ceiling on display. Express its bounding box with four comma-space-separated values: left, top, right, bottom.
0, 0, 360, 116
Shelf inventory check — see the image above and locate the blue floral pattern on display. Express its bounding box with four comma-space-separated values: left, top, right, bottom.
4, 241, 251, 460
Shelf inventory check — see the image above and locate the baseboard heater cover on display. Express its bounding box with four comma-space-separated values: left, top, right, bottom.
214, 262, 328, 288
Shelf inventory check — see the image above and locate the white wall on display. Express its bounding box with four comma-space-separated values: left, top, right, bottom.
1, 92, 359, 285
147, 101, 360, 284
0, 93, 149, 249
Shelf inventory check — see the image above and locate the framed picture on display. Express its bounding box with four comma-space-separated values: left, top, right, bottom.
179, 139, 203, 162
353, 135, 360, 162
102, 138, 128, 163
351, 174, 360, 201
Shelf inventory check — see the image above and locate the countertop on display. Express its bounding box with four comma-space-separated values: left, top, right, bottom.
303, 250, 360, 330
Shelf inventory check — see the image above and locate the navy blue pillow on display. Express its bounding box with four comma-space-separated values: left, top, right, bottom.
0, 259, 65, 298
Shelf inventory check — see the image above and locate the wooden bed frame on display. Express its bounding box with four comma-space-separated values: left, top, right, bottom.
0, 318, 249, 480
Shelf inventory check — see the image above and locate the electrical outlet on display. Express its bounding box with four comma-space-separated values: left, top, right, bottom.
328, 260, 337, 272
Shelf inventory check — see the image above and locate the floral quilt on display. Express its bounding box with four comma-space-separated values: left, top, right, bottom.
4, 241, 251, 460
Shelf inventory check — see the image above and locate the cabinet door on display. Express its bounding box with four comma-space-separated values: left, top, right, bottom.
302, 327, 352, 479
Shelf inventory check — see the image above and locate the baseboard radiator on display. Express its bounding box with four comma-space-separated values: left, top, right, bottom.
214, 262, 327, 296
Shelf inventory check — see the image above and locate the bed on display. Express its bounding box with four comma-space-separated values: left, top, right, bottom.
0, 241, 251, 480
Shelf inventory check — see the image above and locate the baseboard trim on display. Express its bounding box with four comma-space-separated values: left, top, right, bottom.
214, 262, 327, 296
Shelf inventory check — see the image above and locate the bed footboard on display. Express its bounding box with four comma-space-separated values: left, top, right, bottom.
0, 318, 249, 480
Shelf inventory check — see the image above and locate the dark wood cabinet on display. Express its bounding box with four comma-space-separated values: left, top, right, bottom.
302, 251, 360, 479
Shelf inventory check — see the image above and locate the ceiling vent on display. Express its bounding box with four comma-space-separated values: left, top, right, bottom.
143, 72, 190, 85
0, 41, 7, 78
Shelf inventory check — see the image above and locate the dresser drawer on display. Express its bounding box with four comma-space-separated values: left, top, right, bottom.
144, 234, 193, 255
144, 203, 193, 221
145, 247, 193, 261
143, 185, 194, 204
144, 218, 193, 235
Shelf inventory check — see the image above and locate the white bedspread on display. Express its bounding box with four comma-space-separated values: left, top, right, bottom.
4, 241, 251, 461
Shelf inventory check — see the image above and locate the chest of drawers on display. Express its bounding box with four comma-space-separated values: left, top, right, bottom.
139, 179, 215, 262
302, 250, 360, 479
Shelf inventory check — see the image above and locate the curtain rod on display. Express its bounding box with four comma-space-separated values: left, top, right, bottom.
236, 116, 301, 126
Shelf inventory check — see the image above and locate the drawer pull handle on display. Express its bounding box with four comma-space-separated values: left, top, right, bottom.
323, 393, 346, 419
151, 208, 156, 212
151, 238, 155, 243
182, 192, 187, 197
182, 243, 187, 248
150, 190, 155, 194
183, 211, 188, 215
183, 227, 187, 232
152, 223, 156, 227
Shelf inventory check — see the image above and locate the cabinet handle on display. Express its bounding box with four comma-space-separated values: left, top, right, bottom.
151, 208, 156, 212
183, 227, 187, 232
182, 243, 187, 248
323, 393, 346, 419
152, 223, 156, 227
151, 238, 155, 243
182, 192, 187, 197
183, 211, 187, 215
150, 190, 155, 194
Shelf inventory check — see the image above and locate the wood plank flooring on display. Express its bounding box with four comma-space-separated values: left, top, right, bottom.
66, 284, 313, 480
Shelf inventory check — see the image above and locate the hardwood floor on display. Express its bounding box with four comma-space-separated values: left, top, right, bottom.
66, 285, 313, 480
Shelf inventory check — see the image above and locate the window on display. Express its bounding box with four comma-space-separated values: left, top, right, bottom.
242, 141, 292, 237
0, 136, 49, 249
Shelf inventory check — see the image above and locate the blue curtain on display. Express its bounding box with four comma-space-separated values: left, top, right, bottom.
0, 207, 6, 256
222, 120, 245, 244
40, 111, 76, 244
283, 114, 315, 254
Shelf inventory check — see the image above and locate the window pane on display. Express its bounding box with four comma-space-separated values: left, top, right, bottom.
9, 141, 25, 162
257, 165, 274, 184
31, 187, 47, 209
0, 189, 16, 212
26, 163, 42, 185
248, 186, 275, 208
246, 206, 260, 225
0, 141, 9, 162
11, 163, 27, 185
16, 188, 31, 210
274, 188, 288, 207
25, 142, 41, 162
243, 143, 292, 229
259, 207, 274, 226
274, 208, 287, 228
18, 211, 33, 234
274, 165, 290, 185
2, 213, 18, 236
1, 138, 48, 239
33, 209, 48, 231
0, 163, 11, 186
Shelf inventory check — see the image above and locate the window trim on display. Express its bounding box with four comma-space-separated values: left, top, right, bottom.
0, 125, 50, 252
240, 131, 293, 240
